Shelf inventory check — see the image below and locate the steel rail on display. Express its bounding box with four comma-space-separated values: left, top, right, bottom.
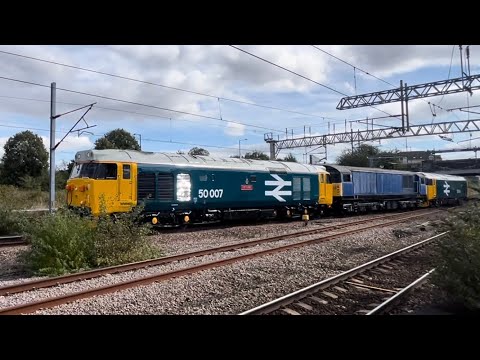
0, 236, 26, 248
0, 209, 439, 296
366, 269, 436, 315
239, 232, 447, 315
0, 212, 442, 315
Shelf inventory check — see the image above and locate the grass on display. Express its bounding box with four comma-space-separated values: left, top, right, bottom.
433, 203, 480, 310
0, 185, 66, 210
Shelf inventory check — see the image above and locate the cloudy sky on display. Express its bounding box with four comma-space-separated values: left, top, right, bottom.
1, 44, 479, 168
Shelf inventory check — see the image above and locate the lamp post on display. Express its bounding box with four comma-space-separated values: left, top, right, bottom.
134, 133, 142, 150
239, 138, 247, 158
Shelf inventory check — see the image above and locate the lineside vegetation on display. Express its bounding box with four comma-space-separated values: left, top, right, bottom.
434, 203, 480, 310
18, 205, 161, 276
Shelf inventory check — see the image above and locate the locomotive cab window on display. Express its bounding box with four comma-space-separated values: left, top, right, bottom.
303, 177, 311, 200
293, 177, 301, 200
342, 174, 351, 182
426, 178, 433, 185
123, 164, 131, 179
80, 163, 117, 180
329, 172, 341, 183
101, 164, 117, 180
69, 163, 82, 179
402, 175, 414, 188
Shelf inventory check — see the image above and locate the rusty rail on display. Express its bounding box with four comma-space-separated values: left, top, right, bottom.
0, 209, 439, 296
0, 211, 442, 315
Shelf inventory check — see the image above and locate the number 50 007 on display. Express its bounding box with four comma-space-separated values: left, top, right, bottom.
198, 189, 223, 198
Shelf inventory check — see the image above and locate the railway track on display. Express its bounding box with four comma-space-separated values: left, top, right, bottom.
0, 208, 440, 296
0, 236, 27, 248
365, 269, 435, 315
0, 209, 443, 315
239, 232, 445, 315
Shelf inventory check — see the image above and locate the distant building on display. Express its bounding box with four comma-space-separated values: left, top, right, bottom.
396, 151, 442, 165
422, 158, 480, 174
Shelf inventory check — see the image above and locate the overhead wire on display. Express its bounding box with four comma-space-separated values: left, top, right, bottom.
1, 46, 472, 156
437, 45, 456, 106
0, 47, 403, 144
0, 49, 339, 121
0, 75, 283, 133
310, 45, 459, 126
229, 45, 402, 124
309, 45, 474, 149
229, 45, 348, 97
310, 45, 397, 88
0, 95, 266, 137
311, 45, 416, 127
0, 122, 253, 153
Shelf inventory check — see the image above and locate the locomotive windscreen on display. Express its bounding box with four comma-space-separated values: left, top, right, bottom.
72, 163, 117, 180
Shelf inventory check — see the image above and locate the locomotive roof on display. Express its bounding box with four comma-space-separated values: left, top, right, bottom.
74, 149, 328, 174
322, 164, 467, 181
416, 172, 467, 181
324, 164, 416, 176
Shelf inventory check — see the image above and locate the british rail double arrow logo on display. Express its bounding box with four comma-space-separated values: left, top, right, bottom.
265, 174, 292, 202
443, 181, 450, 196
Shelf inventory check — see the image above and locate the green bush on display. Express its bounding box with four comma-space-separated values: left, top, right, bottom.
20, 206, 161, 276
21, 209, 96, 276
433, 203, 480, 310
93, 207, 160, 267
20, 174, 49, 192
0, 186, 29, 235
0, 208, 26, 236
467, 177, 480, 199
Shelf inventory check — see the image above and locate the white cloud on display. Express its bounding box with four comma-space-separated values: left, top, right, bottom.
343, 81, 356, 95
55, 135, 94, 152
0, 137, 9, 159
1, 44, 479, 162
224, 121, 246, 136
330, 45, 462, 79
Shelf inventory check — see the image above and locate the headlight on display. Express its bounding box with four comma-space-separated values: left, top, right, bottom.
176, 173, 191, 201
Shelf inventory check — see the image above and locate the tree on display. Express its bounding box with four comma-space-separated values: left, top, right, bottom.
1, 131, 49, 187
281, 153, 297, 162
95, 129, 140, 150
188, 147, 210, 156
337, 144, 380, 167
336, 144, 400, 168
55, 160, 75, 190
244, 150, 269, 160
66, 159, 75, 174
370, 149, 402, 169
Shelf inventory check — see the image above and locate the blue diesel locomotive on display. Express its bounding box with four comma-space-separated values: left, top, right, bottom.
67, 149, 333, 225
324, 164, 468, 212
